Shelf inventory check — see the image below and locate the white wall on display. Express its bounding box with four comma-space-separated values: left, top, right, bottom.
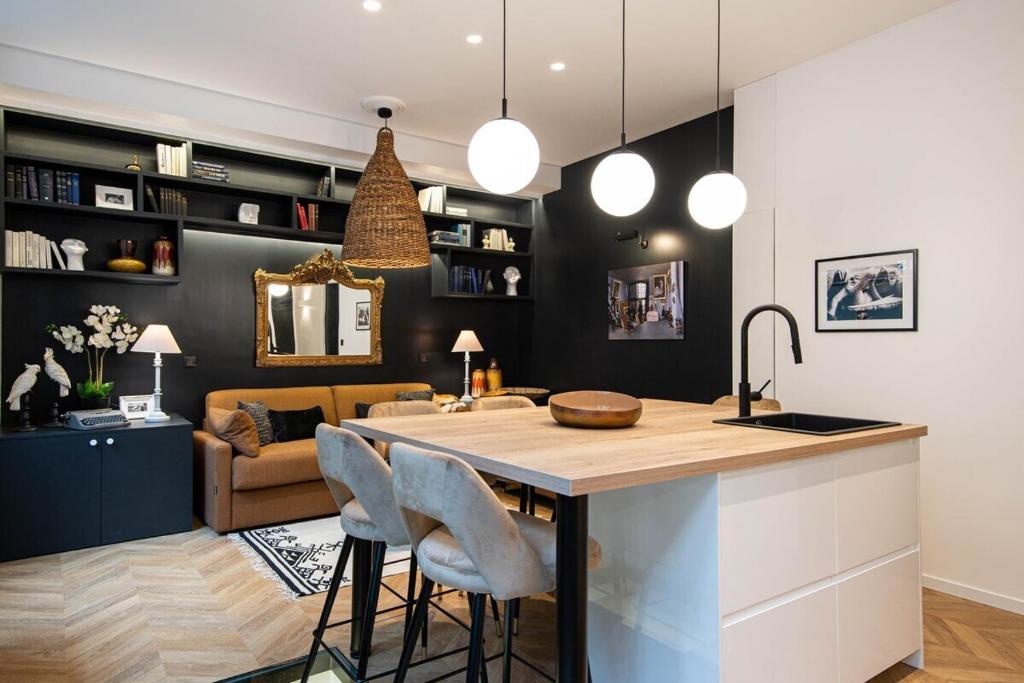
734, 0, 1024, 614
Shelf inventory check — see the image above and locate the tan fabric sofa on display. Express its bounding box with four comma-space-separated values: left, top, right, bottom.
193, 382, 430, 532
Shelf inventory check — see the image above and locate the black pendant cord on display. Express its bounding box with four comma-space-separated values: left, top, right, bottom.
378, 107, 392, 130
620, 0, 626, 149
501, 0, 508, 118
714, 0, 721, 172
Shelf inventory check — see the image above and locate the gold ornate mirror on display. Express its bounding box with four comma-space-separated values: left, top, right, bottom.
255, 250, 383, 367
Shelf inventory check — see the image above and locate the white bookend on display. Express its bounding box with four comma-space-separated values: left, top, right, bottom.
50, 239, 67, 270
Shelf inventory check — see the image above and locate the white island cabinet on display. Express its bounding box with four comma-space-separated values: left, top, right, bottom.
588, 438, 922, 683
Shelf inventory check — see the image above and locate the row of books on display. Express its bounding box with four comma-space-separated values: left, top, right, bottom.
483, 227, 513, 251
418, 185, 446, 213
448, 266, 491, 294
5, 165, 81, 204
144, 185, 188, 215
157, 143, 188, 176
4, 230, 67, 270
191, 160, 229, 183
430, 223, 473, 247
297, 203, 321, 230
314, 175, 332, 197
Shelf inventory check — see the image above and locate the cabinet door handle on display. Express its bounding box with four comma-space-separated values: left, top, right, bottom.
89, 439, 98, 447
106, 437, 115, 446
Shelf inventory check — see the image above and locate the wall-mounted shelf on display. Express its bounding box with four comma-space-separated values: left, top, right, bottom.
429, 244, 533, 258
0, 266, 180, 285
183, 216, 341, 244
5, 198, 180, 223
434, 292, 534, 301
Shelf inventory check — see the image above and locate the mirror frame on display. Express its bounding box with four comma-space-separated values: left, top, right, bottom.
254, 249, 384, 367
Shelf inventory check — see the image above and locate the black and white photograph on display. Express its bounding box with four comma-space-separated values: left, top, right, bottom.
119, 394, 154, 419
816, 249, 918, 331
608, 261, 686, 340
94, 184, 134, 211
355, 301, 371, 330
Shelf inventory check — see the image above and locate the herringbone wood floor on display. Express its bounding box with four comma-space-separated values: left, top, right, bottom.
0, 520, 1021, 682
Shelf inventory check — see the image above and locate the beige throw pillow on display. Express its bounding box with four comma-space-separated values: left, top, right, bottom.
208, 407, 260, 457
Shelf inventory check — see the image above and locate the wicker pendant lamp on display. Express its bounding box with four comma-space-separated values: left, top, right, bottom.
342, 107, 430, 268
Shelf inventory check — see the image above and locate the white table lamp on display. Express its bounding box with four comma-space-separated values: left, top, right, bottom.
131, 324, 181, 422
451, 330, 483, 404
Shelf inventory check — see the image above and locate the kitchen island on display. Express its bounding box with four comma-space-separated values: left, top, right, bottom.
343, 399, 927, 683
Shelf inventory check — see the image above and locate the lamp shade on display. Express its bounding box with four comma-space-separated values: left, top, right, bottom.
591, 150, 655, 217
687, 172, 748, 230
342, 126, 431, 268
131, 324, 181, 354
467, 117, 540, 195
451, 330, 483, 353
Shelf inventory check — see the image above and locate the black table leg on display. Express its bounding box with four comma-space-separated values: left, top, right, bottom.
556, 494, 588, 683
349, 537, 372, 658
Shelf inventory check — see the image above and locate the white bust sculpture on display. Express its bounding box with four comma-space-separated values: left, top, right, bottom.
503, 266, 521, 296
61, 239, 88, 271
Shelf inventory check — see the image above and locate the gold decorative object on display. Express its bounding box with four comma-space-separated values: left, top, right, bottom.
549, 390, 643, 429
125, 154, 142, 171
503, 387, 550, 402
108, 239, 145, 273
486, 357, 503, 391
254, 249, 384, 367
342, 109, 430, 269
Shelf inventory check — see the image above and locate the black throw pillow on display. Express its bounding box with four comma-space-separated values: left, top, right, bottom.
267, 406, 325, 443
355, 402, 373, 419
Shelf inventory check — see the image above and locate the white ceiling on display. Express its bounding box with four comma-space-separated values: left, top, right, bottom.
0, 0, 952, 166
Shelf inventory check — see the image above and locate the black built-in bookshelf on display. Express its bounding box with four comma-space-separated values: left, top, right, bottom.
0, 108, 535, 299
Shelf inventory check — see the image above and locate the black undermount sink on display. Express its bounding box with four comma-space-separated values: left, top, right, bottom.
713, 412, 900, 436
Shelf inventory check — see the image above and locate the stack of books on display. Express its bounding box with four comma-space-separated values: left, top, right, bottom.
448, 266, 489, 294
157, 143, 188, 176
156, 187, 188, 215
417, 185, 446, 213
191, 160, 229, 183
314, 175, 331, 197
4, 230, 67, 269
5, 165, 80, 204
483, 227, 513, 251
429, 223, 472, 247
297, 203, 320, 230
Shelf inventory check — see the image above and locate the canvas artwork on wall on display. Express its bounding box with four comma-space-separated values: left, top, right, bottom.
815, 249, 918, 331
608, 261, 686, 340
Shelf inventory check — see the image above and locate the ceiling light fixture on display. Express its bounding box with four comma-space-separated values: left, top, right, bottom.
687, 0, 747, 230
590, 0, 655, 217
466, 34, 483, 44
362, 0, 382, 12
550, 62, 566, 72
467, 0, 540, 195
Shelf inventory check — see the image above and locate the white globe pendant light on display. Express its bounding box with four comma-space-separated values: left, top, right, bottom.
591, 0, 654, 217
467, 0, 539, 195
688, 0, 747, 229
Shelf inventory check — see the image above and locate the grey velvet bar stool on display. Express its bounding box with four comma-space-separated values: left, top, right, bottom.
390, 442, 602, 683
302, 424, 461, 683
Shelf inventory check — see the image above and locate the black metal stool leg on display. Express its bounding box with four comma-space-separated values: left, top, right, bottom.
512, 598, 520, 635
356, 541, 387, 680
490, 596, 503, 637
405, 553, 418, 633
502, 599, 515, 683
300, 535, 354, 683
466, 593, 487, 683
394, 577, 435, 683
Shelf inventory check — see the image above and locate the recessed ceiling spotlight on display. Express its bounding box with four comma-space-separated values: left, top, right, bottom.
466, 34, 483, 44
550, 62, 566, 72
362, 0, 382, 12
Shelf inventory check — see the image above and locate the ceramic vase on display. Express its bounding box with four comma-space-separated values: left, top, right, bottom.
61, 239, 88, 271
486, 358, 502, 391
471, 369, 486, 398
152, 236, 175, 276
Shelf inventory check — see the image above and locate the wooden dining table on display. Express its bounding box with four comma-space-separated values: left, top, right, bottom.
341, 399, 926, 682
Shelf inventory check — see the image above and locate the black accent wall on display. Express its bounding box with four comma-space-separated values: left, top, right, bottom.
531, 109, 734, 403
4, 230, 530, 425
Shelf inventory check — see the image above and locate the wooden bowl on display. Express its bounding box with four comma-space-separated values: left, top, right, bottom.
549, 391, 643, 429
503, 387, 550, 401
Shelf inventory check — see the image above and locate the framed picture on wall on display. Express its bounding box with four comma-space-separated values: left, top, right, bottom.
815, 249, 918, 332
607, 261, 685, 340
355, 301, 371, 330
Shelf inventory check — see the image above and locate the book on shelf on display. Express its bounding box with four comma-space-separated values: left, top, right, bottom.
157, 143, 188, 177
429, 230, 462, 246
191, 160, 230, 183
308, 203, 319, 231
297, 203, 309, 230
4, 230, 65, 270
483, 227, 513, 251
445, 206, 469, 217
448, 265, 490, 295
315, 174, 331, 197
5, 165, 80, 204
144, 184, 160, 212
417, 185, 446, 213
158, 188, 188, 215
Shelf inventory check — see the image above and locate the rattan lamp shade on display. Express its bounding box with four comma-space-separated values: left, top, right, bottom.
342, 126, 430, 269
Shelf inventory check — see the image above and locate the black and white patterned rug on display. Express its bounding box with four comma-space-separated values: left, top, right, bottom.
231, 515, 410, 598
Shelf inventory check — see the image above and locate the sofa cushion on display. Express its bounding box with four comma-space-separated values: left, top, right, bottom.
237, 400, 275, 446
232, 439, 321, 490
331, 383, 432, 420
207, 407, 260, 457
267, 406, 324, 442
207, 386, 338, 427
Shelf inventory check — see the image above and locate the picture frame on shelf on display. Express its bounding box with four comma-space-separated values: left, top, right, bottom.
95, 185, 134, 211
815, 249, 918, 332
119, 394, 154, 419
355, 301, 371, 330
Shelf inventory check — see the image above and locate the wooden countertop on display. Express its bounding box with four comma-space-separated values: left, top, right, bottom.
341, 400, 927, 496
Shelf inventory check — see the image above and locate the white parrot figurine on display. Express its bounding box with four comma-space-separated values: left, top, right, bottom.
43, 347, 71, 398
5, 364, 41, 412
